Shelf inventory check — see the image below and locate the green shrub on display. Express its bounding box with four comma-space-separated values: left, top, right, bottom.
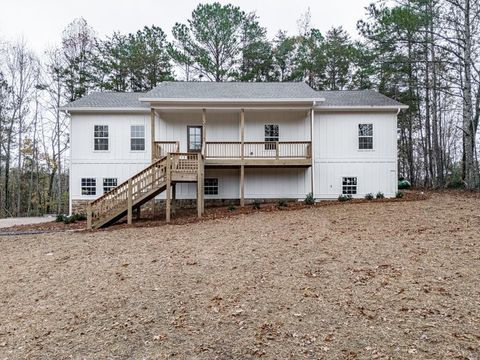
338, 194, 352, 202
365, 193, 374, 200
252, 199, 261, 210
56, 214, 66, 222
73, 213, 87, 221
277, 199, 288, 207
227, 203, 236, 211
446, 180, 465, 189
376, 191, 385, 199
63, 215, 76, 224
398, 178, 411, 189
395, 191, 404, 198
305, 192, 315, 205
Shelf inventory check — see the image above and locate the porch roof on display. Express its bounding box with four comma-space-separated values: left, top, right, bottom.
140, 82, 322, 103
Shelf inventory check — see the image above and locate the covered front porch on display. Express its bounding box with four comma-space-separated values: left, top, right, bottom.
149, 105, 315, 207
150, 106, 314, 167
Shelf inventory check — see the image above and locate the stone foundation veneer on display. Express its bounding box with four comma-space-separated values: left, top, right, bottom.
71, 200, 90, 215
72, 198, 295, 215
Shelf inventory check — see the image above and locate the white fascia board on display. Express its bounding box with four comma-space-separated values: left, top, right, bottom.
314, 105, 409, 111
60, 107, 150, 113
139, 97, 326, 103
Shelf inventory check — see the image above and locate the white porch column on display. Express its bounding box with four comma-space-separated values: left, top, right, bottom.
240, 109, 245, 207
310, 108, 315, 196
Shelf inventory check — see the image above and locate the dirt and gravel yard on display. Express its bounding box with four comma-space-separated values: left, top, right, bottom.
0, 192, 479, 359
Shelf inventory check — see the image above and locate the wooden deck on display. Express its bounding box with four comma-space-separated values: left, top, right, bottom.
89, 139, 311, 229
204, 141, 312, 167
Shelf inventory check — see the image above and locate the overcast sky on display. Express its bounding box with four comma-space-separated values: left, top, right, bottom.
0, 0, 372, 54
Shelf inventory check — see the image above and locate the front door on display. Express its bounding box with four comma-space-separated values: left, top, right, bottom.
187, 126, 202, 152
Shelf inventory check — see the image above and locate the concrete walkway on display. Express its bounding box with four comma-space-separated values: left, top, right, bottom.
0, 216, 56, 229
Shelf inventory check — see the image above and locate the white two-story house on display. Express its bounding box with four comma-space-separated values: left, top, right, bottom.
62, 82, 407, 229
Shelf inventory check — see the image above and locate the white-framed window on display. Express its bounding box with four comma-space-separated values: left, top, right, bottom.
94, 125, 109, 151
358, 124, 373, 150
81, 178, 96, 196
130, 125, 145, 151
342, 177, 357, 195
204, 178, 219, 195
103, 178, 117, 193
265, 124, 279, 150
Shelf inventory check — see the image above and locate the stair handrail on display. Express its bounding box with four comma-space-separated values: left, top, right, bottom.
87, 156, 167, 228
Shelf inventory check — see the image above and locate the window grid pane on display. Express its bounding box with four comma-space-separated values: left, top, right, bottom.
103, 178, 117, 193
204, 178, 218, 195
359, 137, 373, 150
342, 177, 357, 195
81, 178, 96, 196
131, 138, 145, 151
131, 125, 145, 138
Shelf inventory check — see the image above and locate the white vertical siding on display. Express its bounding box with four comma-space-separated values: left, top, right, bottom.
245, 168, 309, 199
244, 110, 310, 141
69, 108, 398, 204
70, 112, 151, 201
157, 109, 310, 147
157, 111, 239, 151
156, 168, 309, 200
313, 111, 398, 198
71, 112, 151, 163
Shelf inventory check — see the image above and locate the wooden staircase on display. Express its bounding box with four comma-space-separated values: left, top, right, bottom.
87, 152, 204, 229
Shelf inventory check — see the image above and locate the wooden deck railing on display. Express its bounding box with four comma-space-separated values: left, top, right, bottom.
169, 152, 200, 173
153, 141, 179, 160
204, 141, 311, 159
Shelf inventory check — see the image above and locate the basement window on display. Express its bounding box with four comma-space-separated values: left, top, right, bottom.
204, 178, 219, 195
358, 124, 373, 150
81, 178, 96, 196
130, 125, 145, 151
264, 124, 279, 150
342, 177, 357, 195
103, 178, 117, 193
94, 125, 109, 151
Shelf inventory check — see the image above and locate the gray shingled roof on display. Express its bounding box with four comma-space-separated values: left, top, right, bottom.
142, 81, 320, 100
62, 92, 148, 109
61, 83, 406, 110
318, 90, 405, 107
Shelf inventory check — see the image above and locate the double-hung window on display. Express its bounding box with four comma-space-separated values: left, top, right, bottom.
103, 178, 117, 193
264, 124, 279, 150
204, 178, 219, 195
131, 125, 145, 151
358, 124, 373, 150
81, 178, 96, 196
94, 125, 109, 151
